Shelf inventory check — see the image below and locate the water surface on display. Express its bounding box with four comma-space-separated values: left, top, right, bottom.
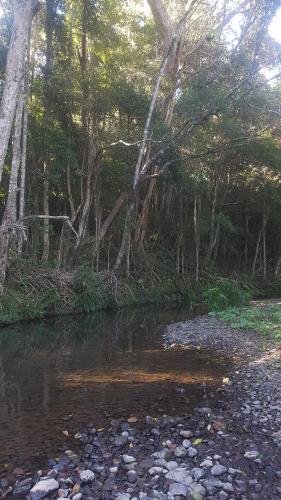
0, 305, 231, 475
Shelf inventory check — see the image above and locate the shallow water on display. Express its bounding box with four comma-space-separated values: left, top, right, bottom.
0, 305, 231, 475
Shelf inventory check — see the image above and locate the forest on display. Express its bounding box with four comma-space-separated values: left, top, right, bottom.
0, 0, 281, 320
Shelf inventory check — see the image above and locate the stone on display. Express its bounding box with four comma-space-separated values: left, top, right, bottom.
182, 439, 192, 449
200, 459, 213, 468
244, 451, 259, 460
115, 434, 128, 446
30, 479, 59, 499
187, 447, 198, 458
72, 495, 82, 500
79, 470, 95, 483
13, 478, 32, 497
116, 494, 131, 500
192, 467, 205, 480
223, 483, 234, 492
196, 407, 212, 416
149, 467, 163, 475
211, 465, 227, 476
169, 482, 188, 496
180, 430, 193, 438
165, 461, 178, 471
165, 467, 193, 486
152, 448, 170, 460
123, 455, 136, 463
204, 479, 223, 493
188, 483, 207, 498
174, 446, 187, 457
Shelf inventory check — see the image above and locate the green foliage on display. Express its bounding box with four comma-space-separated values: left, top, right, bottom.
73, 267, 108, 312
214, 303, 281, 343
203, 279, 253, 311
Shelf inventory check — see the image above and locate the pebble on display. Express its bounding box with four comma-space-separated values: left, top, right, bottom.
79, 470, 95, 483
244, 450, 259, 459
123, 455, 136, 463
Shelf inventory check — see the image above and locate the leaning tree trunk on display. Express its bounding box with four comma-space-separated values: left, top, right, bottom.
0, 0, 38, 185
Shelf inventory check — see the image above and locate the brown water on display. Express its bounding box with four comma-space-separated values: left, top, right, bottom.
0, 305, 231, 476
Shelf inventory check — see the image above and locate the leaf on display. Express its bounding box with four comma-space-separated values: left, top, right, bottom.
72, 483, 80, 494
192, 438, 203, 445
190, 491, 203, 500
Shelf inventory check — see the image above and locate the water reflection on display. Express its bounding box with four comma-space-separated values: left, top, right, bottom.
0, 305, 231, 475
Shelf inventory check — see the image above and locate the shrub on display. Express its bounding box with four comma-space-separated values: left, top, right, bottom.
73, 266, 108, 312
203, 279, 253, 311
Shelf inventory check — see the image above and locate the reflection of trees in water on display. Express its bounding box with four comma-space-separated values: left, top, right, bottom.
0, 305, 201, 468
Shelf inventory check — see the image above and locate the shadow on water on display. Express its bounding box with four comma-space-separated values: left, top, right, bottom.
0, 305, 232, 475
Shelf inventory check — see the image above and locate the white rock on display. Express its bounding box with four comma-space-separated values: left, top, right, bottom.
79, 469, 95, 483
123, 454, 136, 463
174, 445, 187, 457
200, 459, 213, 468
30, 479, 59, 499
116, 494, 131, 500
244, 450, 259, 460
148, 466, 163, 475
182, 439, 192, 448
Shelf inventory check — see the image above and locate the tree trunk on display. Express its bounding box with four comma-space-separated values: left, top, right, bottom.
252, 229, 261, 276
194, 194, 201, 282
92, 192, 126, 269
0, 0, 38, 184
41, 0, 56, 263
41, 165, 50, 262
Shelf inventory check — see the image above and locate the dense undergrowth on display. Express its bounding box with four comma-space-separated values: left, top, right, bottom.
0, 258, 280, 326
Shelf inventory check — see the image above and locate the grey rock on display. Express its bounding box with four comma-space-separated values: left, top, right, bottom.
223, 483, 234, 492
187, 447, 198, 458
180, 430, 193, 438
116, 495, 131, 500
192, 467, 205, 480
152, 448, 170, 460
165, 461, 178, 471
188, 483, 207, 497
115, 433, 128, 446
174, 446, 187, 458
200, 459, 213, 468
30, 479, 59, 499
211, 465, 227, 476
13, 478, 32, 497
182, 439, 192, 449
73, 494, 82, 500
165, 467, 193, 486
168, 482, 188, 496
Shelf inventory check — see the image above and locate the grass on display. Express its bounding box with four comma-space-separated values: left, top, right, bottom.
213, 303, 281, 342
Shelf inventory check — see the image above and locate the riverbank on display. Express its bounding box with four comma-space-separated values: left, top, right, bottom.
3, 309, 281, 499
2, 261, 281, 327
